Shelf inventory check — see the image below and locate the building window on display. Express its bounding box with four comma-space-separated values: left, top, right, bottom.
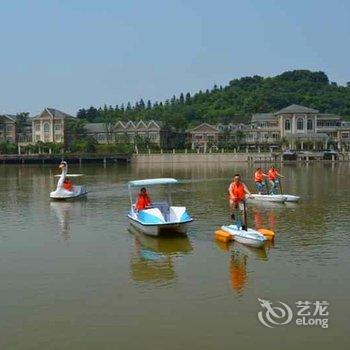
317, 120, 340, 128
54, 124, 61, 131
284, 119, 291, 131
43, 122, 50, 133
297, 118, 304, 131
307, 119, 313, 130
6, 125, 13, 132
98, 134, 106, 141
55, 135, 61, 142
149, 132, 158, 141
35, 124, 40, 131
207, 135, 214, 142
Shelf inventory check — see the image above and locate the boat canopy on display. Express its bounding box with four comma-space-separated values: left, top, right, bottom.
128, 178, 178, 188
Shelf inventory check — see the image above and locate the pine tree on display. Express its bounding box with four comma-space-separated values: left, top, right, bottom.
185, 92, 191, 104
147, 100, 152, 109
139, 98, 145, 109
179, 93, 184, 104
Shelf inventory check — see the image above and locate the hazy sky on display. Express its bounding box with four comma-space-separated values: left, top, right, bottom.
1, 0, 349, 116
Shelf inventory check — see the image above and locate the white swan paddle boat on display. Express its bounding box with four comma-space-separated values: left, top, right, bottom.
50, 161, 87, 200
127, 178, 193, 236
221, 224, 266, 248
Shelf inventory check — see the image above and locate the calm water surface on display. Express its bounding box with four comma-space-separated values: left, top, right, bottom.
0, 162, 349, 349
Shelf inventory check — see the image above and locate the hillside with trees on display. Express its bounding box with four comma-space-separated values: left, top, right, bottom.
76, 70, 350, 129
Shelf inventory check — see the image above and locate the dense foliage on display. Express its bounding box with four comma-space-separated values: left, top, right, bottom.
76, 70, 350, 129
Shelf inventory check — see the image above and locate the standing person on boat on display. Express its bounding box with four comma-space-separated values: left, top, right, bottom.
254, 167, 268, 194
228, 174, 252, 230
268, 166, 284, 194
135, 187, 152, 211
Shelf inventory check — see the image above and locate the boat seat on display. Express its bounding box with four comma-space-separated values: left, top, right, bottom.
169, 206, 189, 222
151, 202, 170, 221
137, 208, 166, 224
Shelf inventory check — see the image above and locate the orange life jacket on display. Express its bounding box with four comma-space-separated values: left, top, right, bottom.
268, 168, 277, 181
63, 181, 72, 191
254, 170, 264, 183
136, 194, 151, 211
229, 182, 245, 202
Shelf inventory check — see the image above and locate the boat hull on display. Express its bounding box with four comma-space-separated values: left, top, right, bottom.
283, 194, 300, 202
50, 186, 87, 200
128, 216, 191, 237
221, 225, 266, 248
248, 194, 286, 203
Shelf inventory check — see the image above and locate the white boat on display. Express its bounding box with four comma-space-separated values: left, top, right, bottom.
248, 194, 286, 203
283, 194, 300, 202
127, 178, 193, 237
248, 194, 300, 203
50, 161, 87, 200
221, 224, 266, 248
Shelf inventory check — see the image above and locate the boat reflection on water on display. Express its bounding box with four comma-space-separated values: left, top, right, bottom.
230, 242, 268, 293
215, 228, 269, 294
50, 200, 86, 241
253, 208, 276, 234
129, 226, 193, 285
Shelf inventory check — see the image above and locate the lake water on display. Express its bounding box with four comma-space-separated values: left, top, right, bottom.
0, 162, 349, 349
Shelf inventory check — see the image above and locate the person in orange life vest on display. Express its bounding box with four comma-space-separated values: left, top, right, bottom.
63, 177, 73, 191
268, 166, 284, 195
135, 187, 152, 211
228, 174, 252, 229
254, 167, 268, 194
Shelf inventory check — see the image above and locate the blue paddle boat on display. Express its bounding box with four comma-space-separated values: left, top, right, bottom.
127, 178, 193, 236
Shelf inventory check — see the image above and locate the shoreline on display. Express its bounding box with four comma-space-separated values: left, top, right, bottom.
0, 151, 349, 164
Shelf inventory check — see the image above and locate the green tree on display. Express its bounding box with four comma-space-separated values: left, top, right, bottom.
64, 119, 87, 151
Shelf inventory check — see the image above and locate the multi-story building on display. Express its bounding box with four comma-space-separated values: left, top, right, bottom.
85, 120, 171, 148
189, 104, 350, 151
246, 104, 347, 150
31, 108, 74, 144
338, 121, 350, 151
188, 123, 220, 152
246, 113, 280, 147
0, 114, 16, 143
